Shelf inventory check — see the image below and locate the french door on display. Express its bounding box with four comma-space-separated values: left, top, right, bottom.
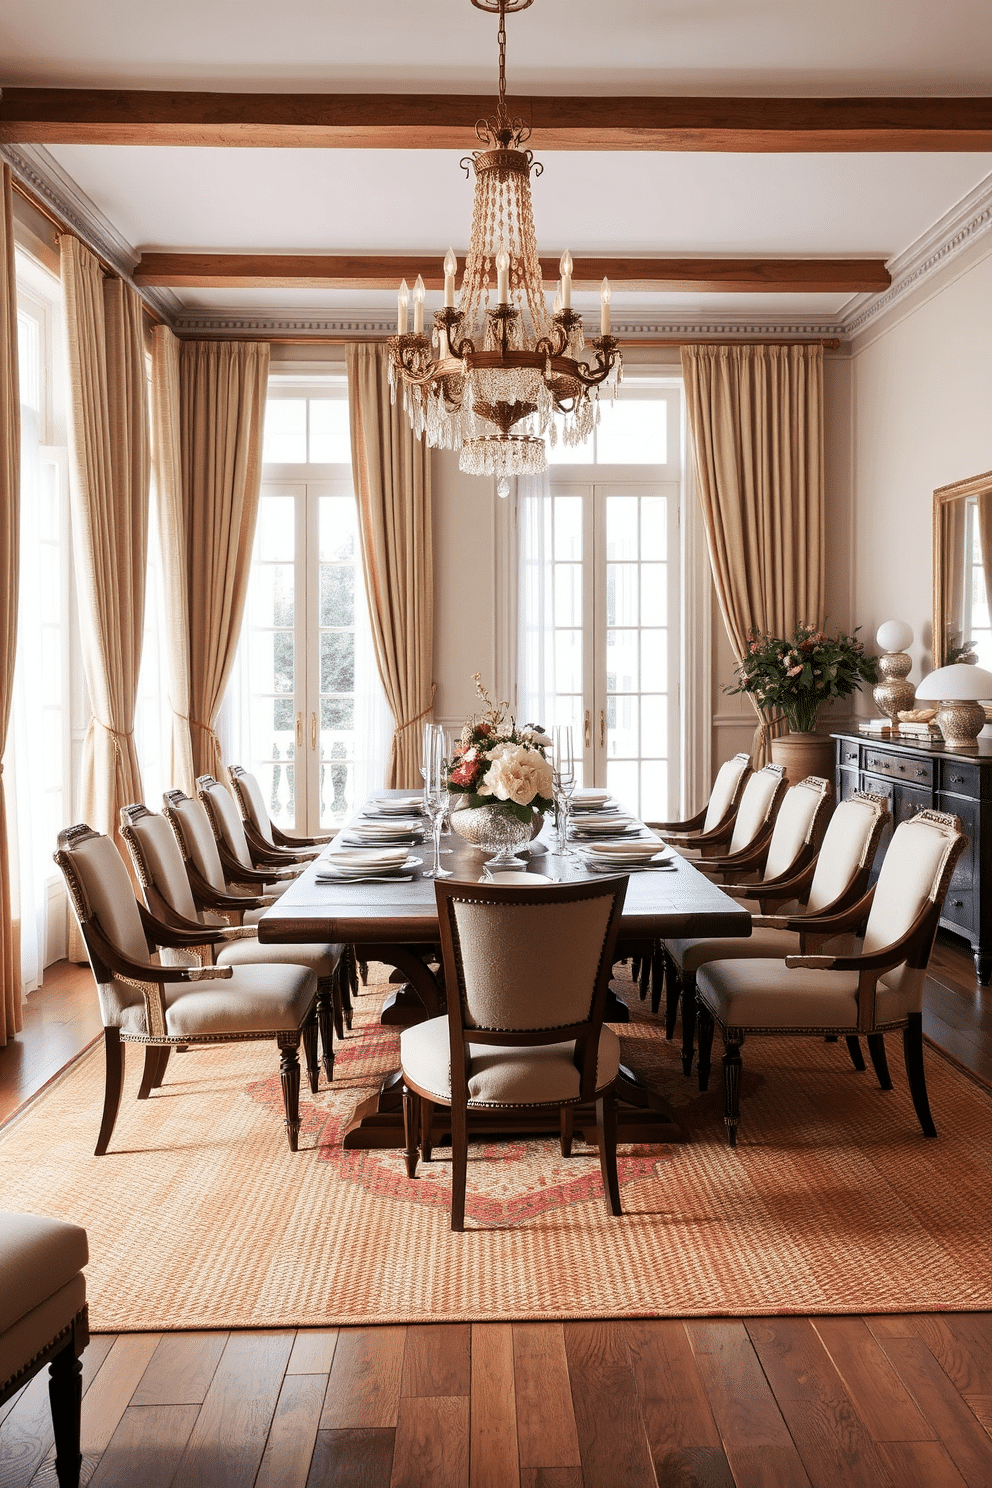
518, 383, 682, 819
242, 480, 376, 835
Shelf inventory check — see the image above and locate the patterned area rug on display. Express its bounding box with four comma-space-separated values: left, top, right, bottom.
3, 963, 992, 1331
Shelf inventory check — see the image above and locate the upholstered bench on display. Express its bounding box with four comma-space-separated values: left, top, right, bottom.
0, 1212, 89, 1488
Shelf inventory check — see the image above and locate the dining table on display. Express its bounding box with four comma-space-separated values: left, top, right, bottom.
257, 791, 751, 1149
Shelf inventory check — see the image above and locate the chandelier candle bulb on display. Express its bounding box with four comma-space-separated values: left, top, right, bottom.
496, 249, 510, 305
397, 279, 409, 334
443, 248, 457, 307
560, 250, 573, 308
600, 277, 611, 335
413, 275, 425, 334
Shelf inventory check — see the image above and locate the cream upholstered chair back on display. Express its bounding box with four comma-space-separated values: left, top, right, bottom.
805, 790, 889, 914
121, 803, 203, 924
229, 765, 276, 846
701, 752, 752, 833
163, 789, 230, 894
761, 776, 831, 881
726, 763, 786, 855
449, 894, 619, 1032
862, 809, 965, 1010
197, 775, 254, 869
54, 825, 155, 1033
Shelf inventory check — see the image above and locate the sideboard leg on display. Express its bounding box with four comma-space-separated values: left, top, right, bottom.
974, 949, 992, 986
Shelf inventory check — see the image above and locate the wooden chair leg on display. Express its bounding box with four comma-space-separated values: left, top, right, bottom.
650, 940, 665, 1017
330, 969, 345, 1042
845, 1035, 866, 1071
696, 999, 715, 1092
903, 1013, 937, 1138
664, 950, 680, 1038
316, 978, 335, 1082
450, 1102, 469, 1232
49, 1336, 83, 1488
595, 1090, 622, 1216
722, 1038, 743, 1147
681, 969, 697, 1076
95, 1028, 124, 1156
560, 1106, 574, 1158
137, 1044, 168, 1100
340, 960, 354, 1030
638, 951, 650, 1003
421, 1098, 435, 1161
278, 1035, 302, 1151
302, 1007, 320, 1095
866, 1033, 893, 1090
402, 1086, 421, 1178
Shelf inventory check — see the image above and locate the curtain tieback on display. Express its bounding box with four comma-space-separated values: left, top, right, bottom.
394, 684, 437, 735
184, 717, 217, 737
93, 718, 135, 766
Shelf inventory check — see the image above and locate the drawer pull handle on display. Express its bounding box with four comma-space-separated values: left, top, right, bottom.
916, 769, 927, 777
950, 775, 964, 783
952, 899, 964, 908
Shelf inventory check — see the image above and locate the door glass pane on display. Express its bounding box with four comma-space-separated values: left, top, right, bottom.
243, 494, 297, 829
607, 564, 638, 626
318, 495, 362, 830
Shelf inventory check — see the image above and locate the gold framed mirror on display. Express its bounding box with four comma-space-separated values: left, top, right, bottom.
933, 469, 992, 669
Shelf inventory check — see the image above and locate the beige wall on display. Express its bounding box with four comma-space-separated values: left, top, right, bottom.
849, 236, 992, 691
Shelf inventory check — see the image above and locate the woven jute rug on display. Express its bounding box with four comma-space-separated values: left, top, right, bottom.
3, 964, 992, 1331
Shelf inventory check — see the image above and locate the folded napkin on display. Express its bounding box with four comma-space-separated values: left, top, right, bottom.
364, 797, 424, 816
340, 830, 420, 847
327, 847, 410, 867
570, 790, 613, 811
579, 839, 671, 861
571, 813, 636, 833
349, 819, 422, 837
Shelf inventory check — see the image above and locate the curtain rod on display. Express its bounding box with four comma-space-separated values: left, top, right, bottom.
9, 174, 163, 326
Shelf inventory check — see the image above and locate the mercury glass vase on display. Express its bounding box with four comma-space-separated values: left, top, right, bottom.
449, 803, 538, 871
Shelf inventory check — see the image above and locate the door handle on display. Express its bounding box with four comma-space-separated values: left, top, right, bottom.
311, 711, 318, 750
599, 709, 606, 747
584, 710, 591, 748
295, 712, 303, 750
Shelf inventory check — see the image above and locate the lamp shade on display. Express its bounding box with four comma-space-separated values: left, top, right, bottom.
915, 664, 992, 701
876, 619, 914, 652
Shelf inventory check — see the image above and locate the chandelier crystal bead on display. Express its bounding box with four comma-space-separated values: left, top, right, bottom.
387, 0, 622, 480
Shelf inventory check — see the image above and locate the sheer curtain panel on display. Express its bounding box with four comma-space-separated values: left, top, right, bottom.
681, 343, 825, 764
0, 166, 21, 1042
346, 343, 434, 788
179, 340, 269, 782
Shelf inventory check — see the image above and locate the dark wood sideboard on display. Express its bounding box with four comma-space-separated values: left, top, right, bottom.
834, 730, 992, 983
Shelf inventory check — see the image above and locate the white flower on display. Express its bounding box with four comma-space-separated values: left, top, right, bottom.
520, 726, 552, 747
478, 743, 553, 806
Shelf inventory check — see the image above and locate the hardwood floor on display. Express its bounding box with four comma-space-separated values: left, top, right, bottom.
3, 940, 992, 1488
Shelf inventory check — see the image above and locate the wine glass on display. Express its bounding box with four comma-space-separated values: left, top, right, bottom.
422, 725, 452, 879
551, 725, 577, 857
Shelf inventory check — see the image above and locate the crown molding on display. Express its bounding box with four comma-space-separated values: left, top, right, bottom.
839, 169, 992, 337
0, 142, 182, 322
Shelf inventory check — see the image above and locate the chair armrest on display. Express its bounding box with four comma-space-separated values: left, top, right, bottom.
788, 885, 876, 941
185, 862, 267, 916
218, 925, 259, 942
646, 805, 708, 835
785, 900, 935, 975
186, 965, 235, 982
695, 823, 775, 876
136, 902, 226, 951
272, 822, 333, 849
216, 841, 282, 888
750, 913, 795, 930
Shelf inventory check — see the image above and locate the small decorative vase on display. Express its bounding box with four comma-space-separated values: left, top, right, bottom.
449, 802, 541, 870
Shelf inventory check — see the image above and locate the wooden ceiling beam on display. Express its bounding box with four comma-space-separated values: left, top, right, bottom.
133, 253, 891, 293
3, 89, 990, 152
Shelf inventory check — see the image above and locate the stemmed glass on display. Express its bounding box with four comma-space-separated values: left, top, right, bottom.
422, 725, 452, 879
551, 725, 577, 858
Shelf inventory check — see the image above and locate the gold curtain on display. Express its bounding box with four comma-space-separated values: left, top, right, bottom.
681, 343, 825, 764
179, 340, 269, 782
61, 235, 148, 854
150, 326, 196, 793
0, 167, 21, 1043
346, 343, 434, 789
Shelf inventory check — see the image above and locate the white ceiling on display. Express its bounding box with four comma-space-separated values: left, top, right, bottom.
4, 0, 992, 332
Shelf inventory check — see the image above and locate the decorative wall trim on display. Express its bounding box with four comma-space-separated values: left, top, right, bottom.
0, 142, 181, 322
839, 170, 992, 338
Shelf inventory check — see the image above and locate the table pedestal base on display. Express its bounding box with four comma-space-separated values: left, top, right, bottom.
340, 1064, 683, 1148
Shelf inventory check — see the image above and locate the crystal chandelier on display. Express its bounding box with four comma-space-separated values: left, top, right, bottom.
387, 0, 622, 484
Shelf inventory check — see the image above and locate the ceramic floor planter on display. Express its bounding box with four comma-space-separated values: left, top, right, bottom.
770, 731, 835, 788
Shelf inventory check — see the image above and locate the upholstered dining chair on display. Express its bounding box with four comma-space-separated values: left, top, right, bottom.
646, 751, 752, 857
667, 789, 890, 1074
0, 1212, 89, 1488
121, 802, 344, 1076
693, 808, 965, 1146
229, 763, 331, 863
682, 762, 788, 876
164, 787, 356, 1034
400, 876, 629, 1231
197, 774, 303, 889
55, 824, 320, 1153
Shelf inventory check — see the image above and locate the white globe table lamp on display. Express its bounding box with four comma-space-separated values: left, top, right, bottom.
915, 664, 992, 747
873, 620, 916, 725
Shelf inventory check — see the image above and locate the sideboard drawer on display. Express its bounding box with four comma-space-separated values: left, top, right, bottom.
861, 749, 934, 787
939, 759, 982, 800
837, 741, 862, 770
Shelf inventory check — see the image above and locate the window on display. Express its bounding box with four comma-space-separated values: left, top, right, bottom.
518, 381, 682, 819
227, 377, 390, 834
9, 248, 71, 983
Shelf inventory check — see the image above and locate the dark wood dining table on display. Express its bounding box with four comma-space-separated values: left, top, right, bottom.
258, 793, 751, 1149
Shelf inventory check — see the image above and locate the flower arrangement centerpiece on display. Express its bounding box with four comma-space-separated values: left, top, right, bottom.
727, 623, 879, 734
447, 674, 554, 868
